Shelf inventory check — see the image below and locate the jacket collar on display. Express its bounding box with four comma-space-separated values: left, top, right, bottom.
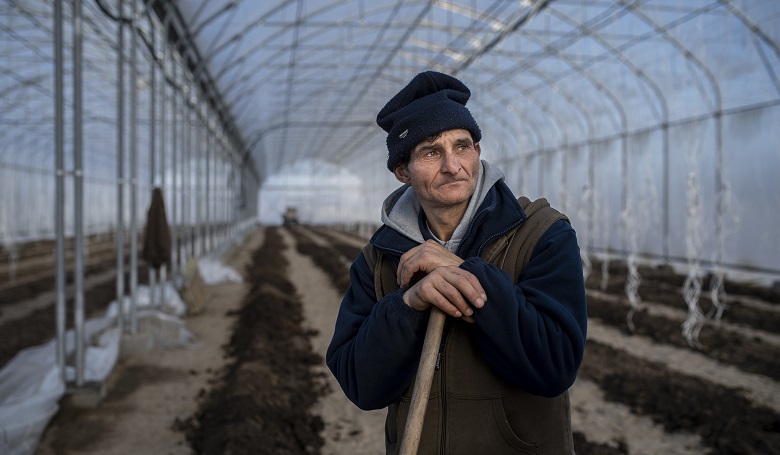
371, 179, 525, 260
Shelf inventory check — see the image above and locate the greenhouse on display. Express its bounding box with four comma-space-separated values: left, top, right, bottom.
1, 1, 779, 454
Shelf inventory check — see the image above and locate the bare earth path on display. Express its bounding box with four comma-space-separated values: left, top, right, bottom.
34, 228, 265, 455
279, 228, 386, 455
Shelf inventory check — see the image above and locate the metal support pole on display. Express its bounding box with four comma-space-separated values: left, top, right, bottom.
621, 131, 629, 253
148, 13, 157, 306
226, 160, 232, 241
116, 0, 126, 332
662, 122, 670, 262
195, 111, 203, 257
216, 156, 222, 247
224, 156, 229, 245
232, 157, 237, 239
181, 86, 189, 272
219, 155, 229, 245
160, 20, 166, 200
206, 124, 212, 254
149, 17, 156, 188
181, 103, 187, 268
216, 138, 221, 247
54, 0, 66, 382
159, 10, 169, 306
170, 57, 178, 280
189, 104, 195, 259
129, 0, 139, 334
72, 0, 86, 386
232, 160, 238, 239
184, 104, 191, 267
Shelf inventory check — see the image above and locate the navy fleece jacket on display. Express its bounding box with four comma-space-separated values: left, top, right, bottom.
325, 170, 587, 411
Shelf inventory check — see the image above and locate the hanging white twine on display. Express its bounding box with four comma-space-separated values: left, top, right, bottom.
622, 204, 641, 333
593, 188, 610, 292
622, 169, 658, 334
709, 171, 740, 324
682, 169, 705, 348
578, 182, 592, 283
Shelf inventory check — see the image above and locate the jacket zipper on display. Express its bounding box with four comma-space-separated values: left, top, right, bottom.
437, 319, 451, 454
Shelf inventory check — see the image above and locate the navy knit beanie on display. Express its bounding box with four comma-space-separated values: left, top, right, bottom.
377, 71, 481, 171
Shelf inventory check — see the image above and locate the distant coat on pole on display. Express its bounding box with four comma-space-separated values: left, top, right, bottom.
142, 187, 172, 269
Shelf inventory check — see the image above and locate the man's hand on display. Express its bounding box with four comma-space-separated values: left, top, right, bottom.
397, 240, 465, 286
399, 241, 486, 323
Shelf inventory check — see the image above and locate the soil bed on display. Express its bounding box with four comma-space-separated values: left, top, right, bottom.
586, 293, 780, 381
180, 227, 327, 455
0, 267, 149, 369
588, 261, 780, 333
580, 341, 780, 454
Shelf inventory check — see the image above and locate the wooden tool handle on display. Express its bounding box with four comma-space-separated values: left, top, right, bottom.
399, 306, 447, 455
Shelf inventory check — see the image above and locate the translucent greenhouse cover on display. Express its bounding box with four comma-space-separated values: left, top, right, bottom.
173, 0, 780, 174
1, 0, 779, 276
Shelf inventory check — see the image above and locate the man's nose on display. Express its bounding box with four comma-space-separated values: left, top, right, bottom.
441, 151, 461, 174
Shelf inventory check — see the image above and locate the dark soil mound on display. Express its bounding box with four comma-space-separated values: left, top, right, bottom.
180, 227, 327, 455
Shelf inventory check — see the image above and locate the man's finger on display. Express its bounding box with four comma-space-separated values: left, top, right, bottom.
442, 267, 486, 309
416, 277, 466, 317
421, 269, 484, 318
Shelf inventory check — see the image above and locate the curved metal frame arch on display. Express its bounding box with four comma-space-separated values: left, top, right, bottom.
548, 5, 672, 257
719, 0, 780, 96
212, 1, 540, 169
212, 1, 418, 103
514, 34, 632, 257
628, 4, 725, 269
496, 83, 569, 204
486, 71, 592, 211
318, 3, 550, 165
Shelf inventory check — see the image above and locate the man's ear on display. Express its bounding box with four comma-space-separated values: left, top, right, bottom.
475, 142, 481, 157
394, 164, 411, 184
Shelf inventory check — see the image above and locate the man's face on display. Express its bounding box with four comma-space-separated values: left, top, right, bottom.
393, 129, 481, 212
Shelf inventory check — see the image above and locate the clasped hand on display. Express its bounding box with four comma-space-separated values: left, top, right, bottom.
398, 240, 486, 323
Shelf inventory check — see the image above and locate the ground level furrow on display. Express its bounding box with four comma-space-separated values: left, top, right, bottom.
587, 289, 780, 347
570, 378, 708, 455
587, 318, 780, 413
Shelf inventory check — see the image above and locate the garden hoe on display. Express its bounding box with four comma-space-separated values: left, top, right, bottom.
399, 306, 447, 455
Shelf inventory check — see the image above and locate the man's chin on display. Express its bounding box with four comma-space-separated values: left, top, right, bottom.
431, 192, 471, 208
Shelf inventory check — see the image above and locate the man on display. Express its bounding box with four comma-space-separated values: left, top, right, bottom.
326, 71, 587, 454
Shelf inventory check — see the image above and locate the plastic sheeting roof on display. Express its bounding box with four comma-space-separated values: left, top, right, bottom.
172, 0, 780, 181
1, 0, 779, 272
